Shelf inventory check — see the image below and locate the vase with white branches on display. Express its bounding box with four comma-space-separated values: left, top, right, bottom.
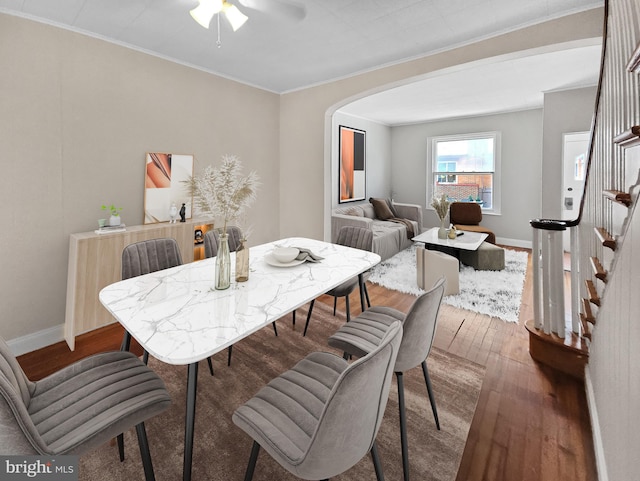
189, 155, 259, 289
431, 193, 451, 239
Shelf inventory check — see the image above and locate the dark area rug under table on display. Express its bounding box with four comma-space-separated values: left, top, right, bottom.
80, 301, 485, 481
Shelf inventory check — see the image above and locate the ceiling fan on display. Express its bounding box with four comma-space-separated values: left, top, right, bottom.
190, 0, 306, 32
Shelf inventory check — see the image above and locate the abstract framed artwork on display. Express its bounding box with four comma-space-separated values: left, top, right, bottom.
339, 125, 366, 203
144, 152, 194, 224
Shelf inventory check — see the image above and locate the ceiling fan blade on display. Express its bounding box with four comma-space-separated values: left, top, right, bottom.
238, 0, 306, 22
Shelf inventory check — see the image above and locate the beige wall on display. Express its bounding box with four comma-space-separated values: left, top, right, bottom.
0, 14, 280, 341
0, 7, 603, 347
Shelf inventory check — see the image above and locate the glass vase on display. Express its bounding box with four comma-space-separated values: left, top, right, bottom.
438, 218, 448, 239
215, 233, 231, 290
235, 238, 249, 282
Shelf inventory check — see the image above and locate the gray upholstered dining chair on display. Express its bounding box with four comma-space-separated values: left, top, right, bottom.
302, 226, 374, 336
0, 336, 171, 481
204, 228, 278, 367
233, 320, 403, 481
121, 238, 215, 374
119, 238, 214, 462
203, 225, 243, 258
327, 276, 446, 481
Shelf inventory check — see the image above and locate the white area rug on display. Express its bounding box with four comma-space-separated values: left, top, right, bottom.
368, 245, 528, 323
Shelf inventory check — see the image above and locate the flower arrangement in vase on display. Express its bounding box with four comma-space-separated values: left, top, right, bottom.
431, 194, 451, 239
188, 155, 259, 289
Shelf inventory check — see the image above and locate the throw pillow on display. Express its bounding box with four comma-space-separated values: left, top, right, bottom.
344, 207, 364, 217
369, 197, 394, 220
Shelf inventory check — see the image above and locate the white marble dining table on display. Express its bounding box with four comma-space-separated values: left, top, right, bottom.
99, 237, 381, 481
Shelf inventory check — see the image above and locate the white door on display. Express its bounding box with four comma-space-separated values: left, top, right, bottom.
562, 132, 590, 252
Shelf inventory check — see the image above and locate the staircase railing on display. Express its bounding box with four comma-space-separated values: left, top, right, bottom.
527, 1, 609, 343
527, 0, 640, 388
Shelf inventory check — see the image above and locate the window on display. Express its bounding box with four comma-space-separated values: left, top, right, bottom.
428, 132, 500, 214
436, 161, 457, 183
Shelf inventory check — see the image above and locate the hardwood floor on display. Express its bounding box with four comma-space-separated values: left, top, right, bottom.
16, 249, 597, 481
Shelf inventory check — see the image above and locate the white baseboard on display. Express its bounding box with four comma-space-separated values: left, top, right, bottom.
496, 236, 532, 249
585, 366, 608, 481
6, 324, 65, 356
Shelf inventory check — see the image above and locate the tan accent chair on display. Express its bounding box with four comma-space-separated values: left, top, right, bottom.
416, 247, 459, 295
449, 202, 496, 244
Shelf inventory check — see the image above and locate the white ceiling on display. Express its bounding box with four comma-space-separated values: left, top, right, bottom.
340, 41, 602, 125
0, 0, 603, 123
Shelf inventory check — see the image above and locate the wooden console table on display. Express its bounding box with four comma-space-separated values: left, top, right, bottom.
64, 218, 213, 350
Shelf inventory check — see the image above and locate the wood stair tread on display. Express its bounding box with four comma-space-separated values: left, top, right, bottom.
594, 226, 617, 250
590, 256, 607, 282
580, 314, 593, 340
582, 298, 596, 324
585, 280, 600, 307
603, 189, 632, 206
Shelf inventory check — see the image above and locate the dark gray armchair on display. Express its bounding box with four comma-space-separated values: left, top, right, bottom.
233, 320, 402, 480
0, 336, 170, 481
328, 277, 446, 481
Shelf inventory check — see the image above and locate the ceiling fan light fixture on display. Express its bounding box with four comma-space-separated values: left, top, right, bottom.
190, 0, 224, 29
223, 3, 248, 31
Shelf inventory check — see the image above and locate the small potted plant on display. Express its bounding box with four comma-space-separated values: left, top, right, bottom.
102, 204, 123, 226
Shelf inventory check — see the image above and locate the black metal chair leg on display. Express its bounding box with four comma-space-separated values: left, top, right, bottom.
244, 441, 261, 481
117, 329, 132, 462
303, 299, 315, 337
227, 346, 233, 367
370, 440, 385, 481
121, 331, 132, 351
272, 321, 278, 336
142, 350, 149, 365
292, 310, 296, 326
207, 357, 214, 376
364, 282, 371, 308
358, 273, 366, 312
333, 296, 337, 316
184, 362, 198, 481
421, 360, 440, 430
117, 433, 125, 461
135, 422, 156, 481
345, 295, 351, 323
397, 372, 410, 481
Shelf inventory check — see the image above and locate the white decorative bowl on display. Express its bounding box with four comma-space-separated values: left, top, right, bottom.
272, 247, 299, 263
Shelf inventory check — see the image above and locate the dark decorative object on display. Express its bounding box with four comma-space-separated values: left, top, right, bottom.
194, 229, 203, 245
180, 203, 186, 222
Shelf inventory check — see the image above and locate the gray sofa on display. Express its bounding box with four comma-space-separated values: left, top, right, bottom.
332, 202, 423, 261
